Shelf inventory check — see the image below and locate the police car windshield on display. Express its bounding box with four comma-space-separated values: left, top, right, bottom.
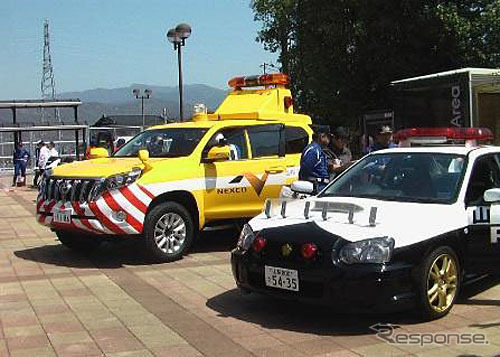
113, 128, 207, 158
321, 152, 467, 204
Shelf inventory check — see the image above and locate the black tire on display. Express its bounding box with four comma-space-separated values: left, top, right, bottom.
56, 230, 102, 253
143, 201, 195, 262
416, 246, 461, 320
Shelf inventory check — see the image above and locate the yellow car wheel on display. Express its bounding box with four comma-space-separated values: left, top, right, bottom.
143, 202, 195, 262
417, 246, 460, 320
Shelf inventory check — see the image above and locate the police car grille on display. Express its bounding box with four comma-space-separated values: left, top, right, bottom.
43, 178, 99, 203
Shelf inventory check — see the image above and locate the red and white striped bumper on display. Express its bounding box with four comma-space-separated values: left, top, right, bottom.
36, 184, 155, 236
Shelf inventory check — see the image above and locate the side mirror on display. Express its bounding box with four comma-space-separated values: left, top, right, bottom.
138, 149, 150, 163
206, 145, 231, 162
291, 180, 314, 195
484, 188, 500, 203
89, 147, 109, 159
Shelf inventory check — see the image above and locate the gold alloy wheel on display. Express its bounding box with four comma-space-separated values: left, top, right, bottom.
426, 253, 458, 313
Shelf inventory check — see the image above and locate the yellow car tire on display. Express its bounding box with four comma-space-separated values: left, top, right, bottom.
143, 201, 195, 262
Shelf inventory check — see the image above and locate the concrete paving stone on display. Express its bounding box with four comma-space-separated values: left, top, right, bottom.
331, 334, 381, 350
0, 282, 23, 295
6, 334, 51, 350
47, 330, 94, 346
0, 293, 27, 303
233, 334, 286, 351
150, 343, 203, 357
1, 315, 40, 328
0, 339, 8, 356
4, 325, 45, 338
9, 346, 57, 357
352, 341, 410, 356
58, 288, 93, 298
106, 350, 153, 357
80, 316, 125, 331
317, 350, 363, 357
89, 326, 145, 354
42, 320, 87, 334
128, 324, 186, 348
52, 341, 103, 356
215, 323, 266, 339
288, 337, 348, 356
252, 344, 307, 357
0, 301, 32, 312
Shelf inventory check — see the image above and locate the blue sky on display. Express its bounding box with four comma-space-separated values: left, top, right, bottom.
0, 0, 277, 99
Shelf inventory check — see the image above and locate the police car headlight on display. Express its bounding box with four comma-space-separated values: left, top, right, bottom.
338, 237, 394, 264
237, 224, 256, 251
107, 169, 142, 190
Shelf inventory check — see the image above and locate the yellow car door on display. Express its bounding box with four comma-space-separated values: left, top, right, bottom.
202, 124, 286, 221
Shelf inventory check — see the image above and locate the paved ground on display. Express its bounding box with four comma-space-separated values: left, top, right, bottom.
0, 180, 499, 356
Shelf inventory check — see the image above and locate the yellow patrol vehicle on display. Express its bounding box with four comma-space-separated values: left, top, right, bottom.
37, 73, 313, 261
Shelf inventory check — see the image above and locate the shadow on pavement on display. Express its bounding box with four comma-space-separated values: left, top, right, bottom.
206, 275, 500, 336
206, 288, 421, 336
14, 228, 238, 269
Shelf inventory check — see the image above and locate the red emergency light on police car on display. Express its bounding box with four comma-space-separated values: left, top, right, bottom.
394, 127, 494, 147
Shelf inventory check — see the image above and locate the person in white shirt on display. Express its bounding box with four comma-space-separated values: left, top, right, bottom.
48, 141, 59, 158
38, 142, 50, 171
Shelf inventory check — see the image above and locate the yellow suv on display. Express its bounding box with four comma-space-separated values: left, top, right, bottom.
37, 74, 312, 261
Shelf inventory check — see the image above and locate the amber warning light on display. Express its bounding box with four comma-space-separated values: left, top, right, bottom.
228, 73, 289, 88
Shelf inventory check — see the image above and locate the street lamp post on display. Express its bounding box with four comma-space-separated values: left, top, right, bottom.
132, 88, 152, 129
166, 23, 191, 121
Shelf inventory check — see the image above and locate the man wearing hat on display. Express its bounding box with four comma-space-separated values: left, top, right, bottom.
12, 141, 30, 187
324, 126, 353, 178
369, 125, 395, 152
299, 125, 331, 193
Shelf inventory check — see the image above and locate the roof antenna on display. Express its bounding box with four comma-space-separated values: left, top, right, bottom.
264, 199, 272, 218
369, 207, 377, 226
280, 201, 287, 218
348, 208, 354, 224
304, 201, 311, 219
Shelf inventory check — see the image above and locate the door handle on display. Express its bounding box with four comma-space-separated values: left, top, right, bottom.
266, 166, 285, 174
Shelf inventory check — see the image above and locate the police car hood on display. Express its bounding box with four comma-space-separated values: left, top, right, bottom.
248, 197, 466, 249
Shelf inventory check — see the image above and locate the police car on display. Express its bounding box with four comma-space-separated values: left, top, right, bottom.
231, 127, 500, 319
36, 74, 313, 261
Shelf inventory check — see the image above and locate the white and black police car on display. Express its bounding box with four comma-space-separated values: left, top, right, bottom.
231, 127, 500, 319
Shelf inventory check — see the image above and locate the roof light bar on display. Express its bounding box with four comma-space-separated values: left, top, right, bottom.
394, 127, 494, 142
228, 73, 289, 88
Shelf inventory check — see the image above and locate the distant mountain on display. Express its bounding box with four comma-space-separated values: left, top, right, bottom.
0, 84, 228, 125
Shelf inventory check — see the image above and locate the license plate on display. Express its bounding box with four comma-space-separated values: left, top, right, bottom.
264, 265, 299, 291
53, 209, 71, 224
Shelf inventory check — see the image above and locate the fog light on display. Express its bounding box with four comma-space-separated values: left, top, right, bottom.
113, 210, 127, 222
252, 235, 266, 253
301, 243, 318, 259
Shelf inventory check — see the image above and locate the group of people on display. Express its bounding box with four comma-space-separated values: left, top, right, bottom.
299, 125, 397, 193
12, 140, 58, 187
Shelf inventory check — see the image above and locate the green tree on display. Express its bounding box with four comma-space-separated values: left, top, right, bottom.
252, 0, 500, 126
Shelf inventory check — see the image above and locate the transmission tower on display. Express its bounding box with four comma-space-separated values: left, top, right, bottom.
41, 19, 60, 123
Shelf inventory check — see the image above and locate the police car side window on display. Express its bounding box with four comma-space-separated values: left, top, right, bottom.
247, 124, 284, 158
285, 126, 309, 154
465, 155, 500, 206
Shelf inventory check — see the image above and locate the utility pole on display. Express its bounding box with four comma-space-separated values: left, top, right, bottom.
260, 62, 278, 75
41, 19, 60, 126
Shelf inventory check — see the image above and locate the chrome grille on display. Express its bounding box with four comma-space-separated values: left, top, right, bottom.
42, 177, 101, 203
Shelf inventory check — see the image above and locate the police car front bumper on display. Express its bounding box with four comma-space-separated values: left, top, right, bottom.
231, 249, 416, 313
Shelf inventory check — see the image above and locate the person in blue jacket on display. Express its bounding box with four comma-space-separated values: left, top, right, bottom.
299, 125, 331, 193
13, 141, 30, 186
